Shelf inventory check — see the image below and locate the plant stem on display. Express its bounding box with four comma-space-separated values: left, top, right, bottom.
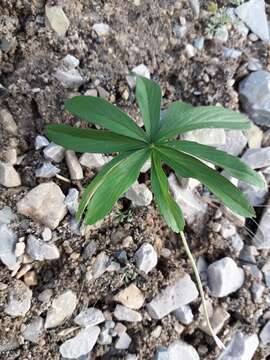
179, 231, 225, 350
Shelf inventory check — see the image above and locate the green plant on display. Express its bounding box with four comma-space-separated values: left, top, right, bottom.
206, 5, 231, 37
45, 76, 263, 348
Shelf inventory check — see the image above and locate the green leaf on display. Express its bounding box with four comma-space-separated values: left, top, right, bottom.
45, 124, 147, 153
151, 151, 184, 232
156, 145, 255, 218
78, 148, 150, 225
136, 76, 161, 139
65, 95, 148, 142
164, 140, 264, 188
157, 101, 251, 140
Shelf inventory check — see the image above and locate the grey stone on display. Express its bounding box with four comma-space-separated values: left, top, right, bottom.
199, 301, 230, 336
53, 68, 85, 89
83, 241, 97, 260
193, 37, 204, 50
79, 153, 106, 168
38, 289, 53, 303
0, 161, 21, 187
262, 261, 270, 287
0, 109, 17, 135
223, 48, 242, 59
115, 332, 132, 350
126, 64, 150, 89
35, 162, 60, 178
0, 206, 13, 224
45, 290, 77, 329
159, 340, 200, 360
218, 331, 259, 360
246, 123, 263, 148
45, 5, 70, 36
4, 148, 17, 164
242, 147, 270, 168
60, 326, 100, 359
147, 274, 198, 319
218, 130, 247, 156
174, 304, 193, 325
207, 257, 245, 297
181, 128, 226, 146
62, 54, 80, 70
188, 0, 200, 18
98, 328, 112, 345
17, 182, 67, 229
65, 188, 79, 216
0, 224, 18, 270
235, 0, 269, 42
230, 233, 244, 253
173, 25, 187, 39
238, 173, 267, 206
154, 347, 170, 360
93, 23, 110, 36
27, 235, 60, 261
43, 142, 65, 162
91, 251, 110, 279
125, 182, 153, 207
5, 280, 32, 317
248, 57, 263, 71
42, 227, 52, 242
22, 316, 44, 343
253, 208, 270, 249
220, 219, 236, 239
74, 307, 105, 327
114, 305, 142, 322
239, 71, 270, 126
260, 320, 270, 345
35, 135, 49, 150
251, 282, 265, 302
135, 243, 157, 274
65, 150, 83, 180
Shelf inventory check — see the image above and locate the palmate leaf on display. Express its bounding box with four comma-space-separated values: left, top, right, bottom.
156, 146, 255, 218
45, 124, 147, 153
163, 140, 264, 188
65, 95, 148, 142
151, 151, 185, 232
136, 76, 161, 139
156, 101, 251, 141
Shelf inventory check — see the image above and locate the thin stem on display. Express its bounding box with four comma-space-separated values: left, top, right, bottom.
179, 231, 225, 350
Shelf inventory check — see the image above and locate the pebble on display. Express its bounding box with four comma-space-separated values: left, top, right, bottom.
199, 301, 230, 336
38, 289, 53, 303
93, 23, 110, 36
207, 257, 245, 297
60, 326, 100, 359
262, 261, 270, 287
42, 227, 52, 242
115, 332, 132, 350
35, 135, 49, 150
125, 182, 153, 207
65, 188, 79, 216
238, 173, 267, 206
43, 142, 65, 163
147, 274, 198, 319
45, 290, 77, 329
253, 208, 270, 249
188, 0, 200, 18
0, 109, 17, 135
174, 304, 194, 325
45, 5, 70, 36
154, 340, 199, 360
79, 153, 106, 168
223, 47, 242, 59
246, 123, 263, 148
74, 307, 105, 327
185, 44, 196, 59
193, 36, 204, 50
62, 54, 80, 70
218, 331, 259, 360
90, 251, 110, 279
0, 224, 18, 270
219, 130, 247, 156
22, 316, 44, 343
24, 271, 38, 287
260, 320, 270, 345
83, 241, 97, 260
251, 282, 265, 302
126, 64, 150, 88
182, 128, 226, 146
5, 280, 32, 317
220, 219, 236, 239
0, 161, 21, 187
65, 150, 83, 180
4, 148, 17, 164
135, 243, 157, 274
15, 242, 25, 257
53, 68, 85, 89
242, 147, 270, 169
113, 284, 145, 310
230, 233, 244, 253
35, 162, 60, 178
114, 305, 142, 322
26, 235, 60, 261
0, 206, 13, 224
99, 328, 112, 345
173, 25, 187, 39
17, 182, 67, 229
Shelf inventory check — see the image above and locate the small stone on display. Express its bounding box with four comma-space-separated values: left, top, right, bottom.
218, 331, 259, 360
79, 153, 106, 168
253, 208, 270, 249
193, 37, 204, 50
114, 322, 127, 335
207, 257, 245, 297
22, 317, 44, 343
251, 282, 265, 302
260, 320, 270, 345
215, 26, 229, 43
173, 25, 187, 39
165, 340, 199, 360
0, 206, 13, 224
65, 150, 83, 180
27, 235, 60, 261
91, 251, 110, 279
147, 274, 198, 320
42, 227, 52, 242
4, 148, 17, 164
5, 280, 32, 317
35, 162, 60, 178
115, 332, 132, 350
245, 123, 263, 148
125, 182, 153, 207
238, 173, 267, 206
126, 64, 150, 89
45, 290, 77, 329
60, 326, 100, 359
185, 44, 196, 58
0, 109, 17, 135
43, 142, 65, 163
242, 147, 270, 169
97, 86, 110, 99
65, 188, 79, 215
182, 128, 226, 146
114, 284, 145, 310
188, 0, 200, 18
220, 219, 236, 239
230, 233, 244, 253
199, 301, 230, 336
15, 242, 25, 257
219, 130, 247, 156
248, 57, 263, 71
85, 89, 98, 97
53, 68, 85, 89
35, 135, 49, 150
17, 182, 67, 229
262, 262, 270, 287
45, 5, 70, 36
174, 305, 193, 325
114, 305, 142, 322
62, 54, 80, 70
74, 307, 105, 327
93, 23, 110, 36
223, 47, 242, 59
135, 243, 157, 274
24, 271, 38, 287
0, 224, 18, 270
83, 241, 97, 260
38, 289, 53, 303
0, 161, 21, 187
99, 328, 112, 345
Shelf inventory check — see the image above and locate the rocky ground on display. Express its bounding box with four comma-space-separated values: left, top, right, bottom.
1, 0, 270, 359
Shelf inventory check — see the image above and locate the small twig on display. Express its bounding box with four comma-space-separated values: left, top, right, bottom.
56, 174, 71, 183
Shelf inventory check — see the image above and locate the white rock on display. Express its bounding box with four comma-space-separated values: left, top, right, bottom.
185, 44, 196, 59
74, 307, 105, 327
115, 332, 132, 350
199, 301, 230, 336
62, 54, 80, 70
125, 182, 153, 207
220, 219, 236, 239
79, 153, 106, 168
35, 135, 49, 150
90, 251, 110, 279
17, 182, 67, 229
65, 188, 79, 215
251, 282, 265, 302
0, 161, 21, 187
158, 340, 199, 360
22, 316, 44, 343
223, 47, 242, 59
135, 243, 157, 274
45, 5, 70, 36
0, 109, 17, 135
174, 304, 193, 325
65, 150, 83, 180
4, 148, 17, 165
245, 123, 263, 148
5, 280, 32, 317
42, 227, 52, 242
215, 26, 229, 43
114, 305, 142, 322
235, 0, 269, 42
126, 64, 150, 89
140, 159, 151, 173
248, 57, 263, 71
181, 128, 226, 146
193, 37, 204, 50
207, 257, 245, 297
43, 142, 65, 162
188, 0, 200, 18
113, 284, 145, 310
230, 233, 244, 253
93, 23, 110, 36
242, 147, 270, 168
99, 328, 112, 345
26, 235, 60, 261
0, 206, 13, 224
147, 274, 198, 319
53, 68, 85, 89
60, 326, 100, 359
253, 208, 270, 249
260, 320, 270, 345
35, 162, 60, 178
45, 290, 77, 329
0, 224, 18, 270
15, 242, 25, 257
218, 331, 259, 360
218, 130, 247, 156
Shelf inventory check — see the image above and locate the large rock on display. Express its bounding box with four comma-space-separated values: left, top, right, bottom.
218, 331, 259, 360
17, 182, 67, 229
239, 71, 270, 126
253, 208, 270, 249
5, 280, 32, 317
0, 162, 21, 187
45, 5, 70, 36
147, 274, 198, 319
235, 0, 269, 42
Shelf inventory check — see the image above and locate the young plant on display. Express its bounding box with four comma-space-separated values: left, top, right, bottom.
45, 76, 263, 348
